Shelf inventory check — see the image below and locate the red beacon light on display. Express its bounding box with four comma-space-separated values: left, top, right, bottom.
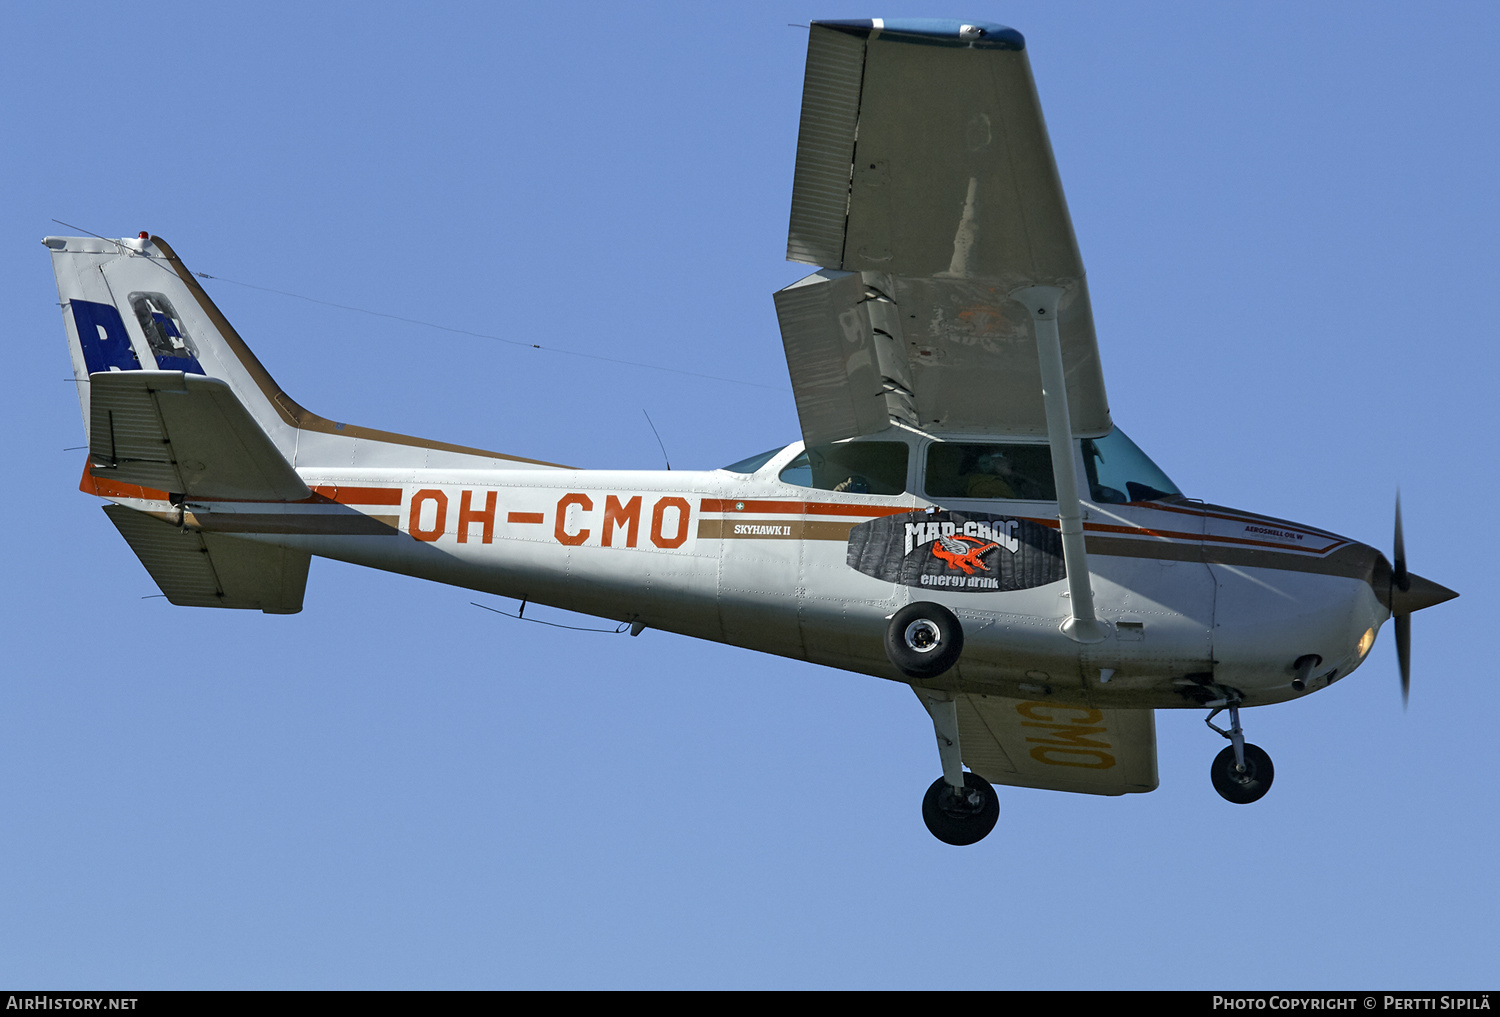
138, 231, 149, 240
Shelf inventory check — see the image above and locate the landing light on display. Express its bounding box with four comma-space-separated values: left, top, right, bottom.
1357, 628, 1376, 660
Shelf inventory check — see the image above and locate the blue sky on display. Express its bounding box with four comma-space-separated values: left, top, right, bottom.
2, 1, 1495, 989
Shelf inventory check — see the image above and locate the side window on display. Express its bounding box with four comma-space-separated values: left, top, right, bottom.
778, 441, 909, 495
924, 443, 1056, 501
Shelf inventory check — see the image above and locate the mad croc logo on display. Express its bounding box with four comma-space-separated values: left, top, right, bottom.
931, 533, 1002, 575
846, 510, 1065, 592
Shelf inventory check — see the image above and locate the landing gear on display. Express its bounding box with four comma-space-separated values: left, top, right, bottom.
922, 772, 999, 846
913, 688, 998, 845
1210, 743, 1275, 804
885, 602, 964, 679
1205, 697, 1275, 804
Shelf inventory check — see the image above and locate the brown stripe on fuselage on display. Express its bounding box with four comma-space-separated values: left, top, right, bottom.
1202, 539, 1382, 583
1082, 519, 1346, 556
1083, 533, 1382, 582
184, 512, 401, 535
698, 518, 860, 540
1144, 499, 1348, 543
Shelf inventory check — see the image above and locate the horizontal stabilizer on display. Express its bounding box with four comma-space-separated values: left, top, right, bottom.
89, 371, 310, 501
103, 505, 309, 613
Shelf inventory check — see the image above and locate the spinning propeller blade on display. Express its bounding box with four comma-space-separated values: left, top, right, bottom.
1393, 493, 1408, 593
1394, 494, 1410, 706
1387, 492, 1457, 707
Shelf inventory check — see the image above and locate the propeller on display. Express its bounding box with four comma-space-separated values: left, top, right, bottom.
1393, 494, 1411, 705
1387, 492, 1457, 707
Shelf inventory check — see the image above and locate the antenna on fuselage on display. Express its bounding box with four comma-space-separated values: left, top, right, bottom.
643, 410, 672, 471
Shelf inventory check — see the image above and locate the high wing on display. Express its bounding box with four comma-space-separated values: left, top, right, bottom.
777, 19, 1110, 446
917, 688, 1159, 795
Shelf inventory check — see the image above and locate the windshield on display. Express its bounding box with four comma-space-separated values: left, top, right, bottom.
1082, 428, 1181, 503
720, 446, 787, 474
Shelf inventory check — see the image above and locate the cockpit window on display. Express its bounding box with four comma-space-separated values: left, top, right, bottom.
778, 441, 908, 495
924, 443, 1056, 501
721, 446, 787, 474
1082, 427, 1182, 503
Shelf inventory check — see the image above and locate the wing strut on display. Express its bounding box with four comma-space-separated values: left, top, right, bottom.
1014, 286, 1105, 643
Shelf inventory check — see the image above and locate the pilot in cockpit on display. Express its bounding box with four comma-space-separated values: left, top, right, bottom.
966, 450, 1043, 500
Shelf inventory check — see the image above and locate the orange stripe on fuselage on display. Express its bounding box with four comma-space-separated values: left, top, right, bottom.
307, 485, 403, 506
698, 498, 911, 517
80, 465, 169, 502
79, 460, 403, 508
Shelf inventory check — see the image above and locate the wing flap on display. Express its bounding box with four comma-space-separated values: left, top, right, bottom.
946, 691, 1159, 795
772, 270, 918, 446
89, 371, 311, 501
103, 504, 309, 613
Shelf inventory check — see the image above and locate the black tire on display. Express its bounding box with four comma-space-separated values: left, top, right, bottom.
885, 602, 964, 680
1210, 743, 1275, 804
921, 772, 999, 846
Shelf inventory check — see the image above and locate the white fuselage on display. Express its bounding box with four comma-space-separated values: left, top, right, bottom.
141, 447, 1389, 713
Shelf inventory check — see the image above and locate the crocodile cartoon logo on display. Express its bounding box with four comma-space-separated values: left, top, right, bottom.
931, 534, 999, 575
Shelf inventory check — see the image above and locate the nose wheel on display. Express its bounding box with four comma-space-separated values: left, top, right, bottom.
1210, 743, 1275, 804
1205, 698, 1275, 804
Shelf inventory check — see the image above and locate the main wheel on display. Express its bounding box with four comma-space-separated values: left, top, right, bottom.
921, 772, 999, 846
1210, 743, 1275, 804
885, 602, 964, 679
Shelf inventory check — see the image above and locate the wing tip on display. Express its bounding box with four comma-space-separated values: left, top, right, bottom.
813, 18, 1024, 51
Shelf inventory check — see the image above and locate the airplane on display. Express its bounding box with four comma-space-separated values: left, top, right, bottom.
44, 17, 1456, 846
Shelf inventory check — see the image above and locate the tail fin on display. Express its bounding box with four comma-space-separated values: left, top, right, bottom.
45, 233, 563, 471
47, 234, 307, 463
47, 233, 563, 615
